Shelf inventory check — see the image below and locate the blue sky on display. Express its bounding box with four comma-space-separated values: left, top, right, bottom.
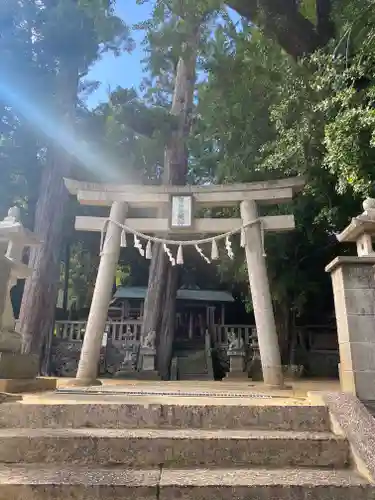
88, 0, 151, 106
88, 1, 240, 107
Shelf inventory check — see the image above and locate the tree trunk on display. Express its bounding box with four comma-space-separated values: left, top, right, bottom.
62, 242, 70, 313
19, 66, 78, 356
274, 302, 291, 365
39, 314, 54, 376
227, 0, 333, 58
316, 0, 335, 45
142, 26, 199, 376
141, 243, 167, 340
157, 266, 179, 379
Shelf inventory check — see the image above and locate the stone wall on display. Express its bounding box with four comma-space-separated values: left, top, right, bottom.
50, 326, 340, 379
212, 326, 339, 380
50, 340, 82, 377
50, 338, 139, 378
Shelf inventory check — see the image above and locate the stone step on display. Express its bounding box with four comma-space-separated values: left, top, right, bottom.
177, 364, 208, 371
178, 374, 211, 380
0, 428, 349, 468
178, 358, 206, 365
159, 468, 374, 500
177, 353, 210, 379
178, 368, 208, 376
177, 348, 205, 356
178, 367, 208, 374
178, 356, 206, 366
174, 341, 205, 351
175, 346, 205, 353
178, 357, 206, 365
0, 402, 331, 431
0, 465, 372, 500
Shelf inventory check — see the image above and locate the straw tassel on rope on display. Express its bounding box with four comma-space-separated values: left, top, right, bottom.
176, 245, 184, 265
163, 244, 176, 266
102, 216, 261, 262
195, 244, 211, 264
134, 234, 145, 257
225, 236, 234, 260
145, 240, 152, 259
210, 239, 219, 260
120, 228, 127, 247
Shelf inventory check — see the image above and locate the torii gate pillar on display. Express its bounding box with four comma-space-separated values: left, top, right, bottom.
69, 201, 128, 386
241, 200, 283, 386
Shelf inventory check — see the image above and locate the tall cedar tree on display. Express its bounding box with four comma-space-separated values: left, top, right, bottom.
17, 0, 131, 358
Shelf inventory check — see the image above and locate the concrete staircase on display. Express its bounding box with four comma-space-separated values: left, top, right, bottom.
0, 398, 373, 498
177, 349, 211, 380
174, 339, 212, 380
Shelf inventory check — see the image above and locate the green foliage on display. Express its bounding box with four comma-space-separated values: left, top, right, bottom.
116, 265, 131, 287
66, 242, 98, 309
194, 24, 287, 183
262, 50, 375, 198
190, 0, 375, 325
138, 0, 222, 107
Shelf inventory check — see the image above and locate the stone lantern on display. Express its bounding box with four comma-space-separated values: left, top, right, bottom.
0, 207, 55, 392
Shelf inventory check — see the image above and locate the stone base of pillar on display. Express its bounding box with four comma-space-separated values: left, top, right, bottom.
0, 329, 23, 354
226, 351, 246, 379
263, 365, 285, 387
136, 348, 160, 380
0, 352, 56, 394
65, 378, 102, 387
140, 348, 156, 371
0, 377, 56, 394
0, 352, 39, 379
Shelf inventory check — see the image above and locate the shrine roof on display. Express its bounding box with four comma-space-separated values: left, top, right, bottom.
113, 286, 234, 303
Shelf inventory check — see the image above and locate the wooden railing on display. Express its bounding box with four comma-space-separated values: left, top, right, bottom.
211, 324, 257, 347
54, 320, 142, 343
52, 319, 257, 348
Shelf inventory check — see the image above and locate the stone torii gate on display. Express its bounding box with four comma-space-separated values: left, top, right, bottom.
64, 176, 304, 387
